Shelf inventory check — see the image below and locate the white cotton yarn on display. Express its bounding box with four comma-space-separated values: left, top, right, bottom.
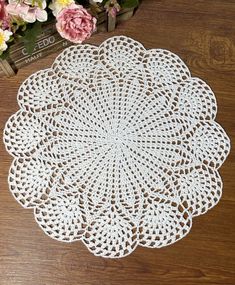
3, 36, 230, 258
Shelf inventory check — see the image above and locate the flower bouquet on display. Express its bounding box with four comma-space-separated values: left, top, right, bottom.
0, 0, 139, 76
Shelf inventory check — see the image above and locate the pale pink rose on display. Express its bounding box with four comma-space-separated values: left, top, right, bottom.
6, 0, 47, 23
56, 4, 97, 44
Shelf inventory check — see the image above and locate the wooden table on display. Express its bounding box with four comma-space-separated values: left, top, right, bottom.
0, 1, 234, 284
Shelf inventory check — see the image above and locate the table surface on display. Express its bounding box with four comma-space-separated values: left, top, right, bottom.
0, 1, 235, 284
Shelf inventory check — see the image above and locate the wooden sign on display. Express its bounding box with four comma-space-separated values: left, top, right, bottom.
0, 8, 135, 77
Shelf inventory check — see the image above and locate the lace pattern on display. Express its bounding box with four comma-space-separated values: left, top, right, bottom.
4, 36, 230, 258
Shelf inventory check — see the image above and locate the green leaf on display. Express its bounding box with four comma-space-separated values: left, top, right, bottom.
22, 21, 42, 55
120, 0, 139, 9
0, 48, 10, 60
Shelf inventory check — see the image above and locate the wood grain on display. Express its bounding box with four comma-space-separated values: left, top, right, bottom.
0, 1, 235, 284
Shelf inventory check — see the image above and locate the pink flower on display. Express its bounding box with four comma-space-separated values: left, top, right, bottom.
6, 0, 47, 23
0, 0, 10, 30
56, 4, 96, 44
104, 0, 121, 18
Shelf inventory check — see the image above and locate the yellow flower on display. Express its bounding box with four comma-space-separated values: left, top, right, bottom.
57, 0, 73, 5
0, 29, 12, 54
49, 0, 75, 16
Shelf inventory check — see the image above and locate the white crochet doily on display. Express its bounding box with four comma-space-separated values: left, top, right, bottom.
4, 36, 230, 258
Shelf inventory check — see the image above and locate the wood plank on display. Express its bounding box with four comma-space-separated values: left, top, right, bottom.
0, 0, 234, 284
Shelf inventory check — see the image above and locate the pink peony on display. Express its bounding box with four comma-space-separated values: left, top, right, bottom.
56, 4, 96, 44
0, 0, 10, 30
